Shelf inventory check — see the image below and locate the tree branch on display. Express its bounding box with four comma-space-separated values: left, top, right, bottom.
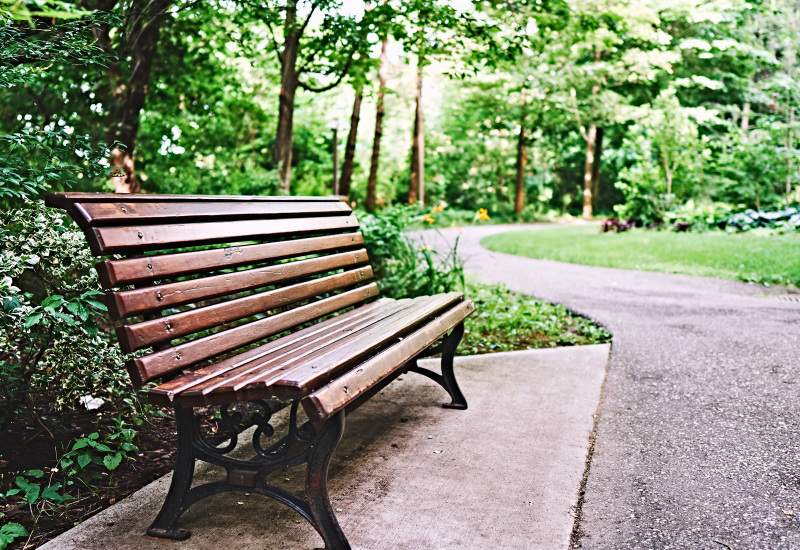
297, 48, 355, 93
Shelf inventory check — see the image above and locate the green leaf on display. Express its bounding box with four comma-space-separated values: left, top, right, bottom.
23, 312, 42, 329
76, 452, 92, 469
40, 483, 72, 504
0, 522, 28, 550
25, 469, 44, 479
83, 298, 107, 311
71, 439, 89, 450
94, 443, 112, 453
52, 311, 79, 325
41, 295, 65, 308
103, 453, 122, 471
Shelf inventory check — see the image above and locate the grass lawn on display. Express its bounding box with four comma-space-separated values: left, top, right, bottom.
481, 225, 800, 286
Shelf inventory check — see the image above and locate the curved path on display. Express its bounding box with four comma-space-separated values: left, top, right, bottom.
424, 224, 800, 549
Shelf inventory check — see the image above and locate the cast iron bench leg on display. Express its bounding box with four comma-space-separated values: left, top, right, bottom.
409, 322, 468, 410
147, 405, 195, 540
307, 410, 351, 550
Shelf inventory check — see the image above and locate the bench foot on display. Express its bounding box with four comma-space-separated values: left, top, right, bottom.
147, 405, 196, 539
307, 410, 350, 550
409, 321, 468, 410
146, 526, 192, 540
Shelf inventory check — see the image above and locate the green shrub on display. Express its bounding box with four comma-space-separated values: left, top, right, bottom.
358, 204, 465, 299
0, 201, 129, 427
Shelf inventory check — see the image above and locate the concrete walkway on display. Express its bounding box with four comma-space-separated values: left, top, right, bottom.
43, 345, 610, 550
424, 224, 800, 550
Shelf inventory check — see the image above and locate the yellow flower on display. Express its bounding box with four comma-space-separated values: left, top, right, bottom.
477, 208, 490, 221
420, 245, 431, 251
450, 221, 463, 232
432, 203, 445, 213
423, 215, 436, 224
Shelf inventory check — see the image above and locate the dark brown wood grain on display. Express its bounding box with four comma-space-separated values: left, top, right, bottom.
267, 292, 463, 396
46, 192, 477, 419
89, 215, 359, 255
74, 201, 351, 226
95, 233, 365, 289
175, 299, 419, 406
45, 192, 339, 209
107, 249, 370, 319
305, 300, 476, 420
117, 266, 374, 353
126, 283, 379, 387
147, 299, 394, 405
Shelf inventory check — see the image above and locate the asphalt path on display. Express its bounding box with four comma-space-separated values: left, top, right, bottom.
422, 224, 800, 550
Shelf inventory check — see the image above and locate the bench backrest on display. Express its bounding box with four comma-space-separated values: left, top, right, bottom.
45, 193, 378, 388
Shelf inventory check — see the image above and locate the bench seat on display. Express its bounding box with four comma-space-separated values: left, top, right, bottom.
149, 293, 473, 418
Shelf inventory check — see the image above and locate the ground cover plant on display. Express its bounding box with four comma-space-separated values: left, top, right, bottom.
460, 279, 611, 354
482, 225, 800, 287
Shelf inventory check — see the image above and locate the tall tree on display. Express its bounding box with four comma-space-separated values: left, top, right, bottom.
254, 0, 367, 193
514, 86, 528, 215
408, 60, 424, 204
365, 36, 388, 212
92, 0, 172, 193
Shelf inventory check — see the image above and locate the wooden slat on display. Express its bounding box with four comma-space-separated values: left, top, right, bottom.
174, 299, 419, 406
305, 300, 476, 421
117, 266, 374, 352
236, 292, 465, 398
45, 192, 339, 210
74, 201, 351, 226
88, 215, 359, 255
96, 233, 364, 289
147, 299, 395, 405
126, 283, 379, 387
107, 248, 370, 319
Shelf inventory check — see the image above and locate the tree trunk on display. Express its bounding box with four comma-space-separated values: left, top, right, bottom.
786, 106, 795, 206
365, 37, 388, 212
339, 90, 362, 199
100, 0, 170, 194
741, 101, 751, 135
273, 3, 301, 194
582, 124, 597, 218
590, 126, 604, 212
514, 88, 528, 215
409, 63, 424, 205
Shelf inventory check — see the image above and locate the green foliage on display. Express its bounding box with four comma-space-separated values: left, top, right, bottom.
0, 522, 27, 550
461, 279, 611, 354
0, 201, 129, 426
662, 200, 733, 231
60, 425, 138, 483
358, 204, 464, 299
1, 468, 73, 507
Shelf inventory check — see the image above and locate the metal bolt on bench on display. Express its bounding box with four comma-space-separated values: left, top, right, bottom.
46, 192, 475, 550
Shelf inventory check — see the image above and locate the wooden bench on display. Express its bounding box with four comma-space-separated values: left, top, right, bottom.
45, 192, 474, 549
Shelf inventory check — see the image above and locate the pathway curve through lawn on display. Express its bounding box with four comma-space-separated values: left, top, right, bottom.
425, 223, 800, 549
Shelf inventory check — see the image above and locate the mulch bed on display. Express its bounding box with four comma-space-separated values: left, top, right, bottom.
0, 404, 181, 549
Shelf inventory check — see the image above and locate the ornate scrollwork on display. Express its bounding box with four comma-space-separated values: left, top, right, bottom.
194, 400, 274, 455
253, 400, 316, 460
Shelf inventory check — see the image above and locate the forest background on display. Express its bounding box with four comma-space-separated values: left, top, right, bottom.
2, 0, 798, 224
